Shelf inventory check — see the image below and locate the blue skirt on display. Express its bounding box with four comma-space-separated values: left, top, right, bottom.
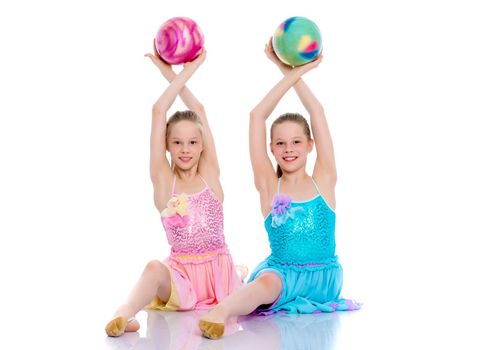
248, 256, 360, 314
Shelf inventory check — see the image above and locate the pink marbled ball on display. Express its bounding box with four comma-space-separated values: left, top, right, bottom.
155, 17, 204, 65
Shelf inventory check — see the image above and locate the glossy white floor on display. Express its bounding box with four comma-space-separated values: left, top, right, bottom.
104, 310, 352, 350
100, 302, 487, 350
104, 310, 348, 350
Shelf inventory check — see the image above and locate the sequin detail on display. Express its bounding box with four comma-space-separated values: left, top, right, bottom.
162, 187, 226, 256
265, 195, 336, 267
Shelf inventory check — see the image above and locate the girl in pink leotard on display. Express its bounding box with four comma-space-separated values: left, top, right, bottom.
105, 47, 244, 337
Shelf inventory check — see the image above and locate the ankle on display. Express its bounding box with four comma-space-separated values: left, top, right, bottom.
207, 305, 228, 322
114, 304, 135, 320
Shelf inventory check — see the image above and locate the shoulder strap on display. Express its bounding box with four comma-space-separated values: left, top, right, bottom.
171, 175, 177, 194
198, 174, 209, 188
310, 176, 321, 194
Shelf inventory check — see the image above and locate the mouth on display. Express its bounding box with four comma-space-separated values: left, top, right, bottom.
179, 156, 192, 163
282, 156, 297, 163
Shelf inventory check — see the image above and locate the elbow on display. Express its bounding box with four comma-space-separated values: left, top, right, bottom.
193, 103, 205, 116
313, 105, 325, 116
250, 108, 269, 122
250, 110, 259, 121
152, 104, 164, 117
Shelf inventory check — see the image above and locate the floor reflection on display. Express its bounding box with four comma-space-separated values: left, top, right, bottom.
105, 310, 341, 350
239, 312, 340, 350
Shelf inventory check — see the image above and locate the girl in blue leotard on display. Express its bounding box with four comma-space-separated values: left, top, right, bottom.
199, 40, 360, 339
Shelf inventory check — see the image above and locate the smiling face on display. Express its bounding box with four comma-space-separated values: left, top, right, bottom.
167, 120, 204, 171
270, 121, 313, 174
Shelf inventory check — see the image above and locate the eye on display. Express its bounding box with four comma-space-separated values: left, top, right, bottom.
294, 140, 301, 144
173, 141, 181, 145
190, 140, 198, 145
276, 141, 284, 146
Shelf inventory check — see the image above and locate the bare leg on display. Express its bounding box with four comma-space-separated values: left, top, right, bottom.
199, 272, 282, 339
105, 260, 171, 337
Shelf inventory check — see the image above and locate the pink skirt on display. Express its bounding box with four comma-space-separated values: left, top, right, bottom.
147, 247, 242, 311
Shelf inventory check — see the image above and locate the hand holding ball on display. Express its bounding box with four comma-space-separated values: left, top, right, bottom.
272, 17, 322, 67
155, 17, 204, 65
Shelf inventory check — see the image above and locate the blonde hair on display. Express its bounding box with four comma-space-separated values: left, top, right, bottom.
270, 113, 312, 177
166, 110, 204, 142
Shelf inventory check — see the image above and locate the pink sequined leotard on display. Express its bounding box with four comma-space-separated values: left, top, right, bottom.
147, 175, 242, 311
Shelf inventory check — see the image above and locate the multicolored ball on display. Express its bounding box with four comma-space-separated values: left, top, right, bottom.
155, 17, 204, 65
272, 17, 322, 67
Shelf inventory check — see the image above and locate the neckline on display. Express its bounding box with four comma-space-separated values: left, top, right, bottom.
172, 174, 209, 197
172, 186, 224, 206
178, 186, 209, 197
277, 176, 321, 196
290, 194, 321, 204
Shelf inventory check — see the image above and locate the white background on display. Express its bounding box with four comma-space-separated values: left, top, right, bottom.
1, 0, 489, 348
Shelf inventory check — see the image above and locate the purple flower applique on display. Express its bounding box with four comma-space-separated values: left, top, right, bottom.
270, 194, 303, 228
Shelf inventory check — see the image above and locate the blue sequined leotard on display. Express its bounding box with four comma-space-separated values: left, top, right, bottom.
248, 177, 360, 314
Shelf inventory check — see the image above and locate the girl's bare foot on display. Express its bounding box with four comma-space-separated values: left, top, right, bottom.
125, 318, 140, 332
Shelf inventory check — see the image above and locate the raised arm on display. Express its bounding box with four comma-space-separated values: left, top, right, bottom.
249, 55, 323, 199
146, 46, 219, 178
264, 41, 336, 185
148, 51, 206, 212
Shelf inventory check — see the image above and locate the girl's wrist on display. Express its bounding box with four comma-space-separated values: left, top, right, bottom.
162, 70, 176, 81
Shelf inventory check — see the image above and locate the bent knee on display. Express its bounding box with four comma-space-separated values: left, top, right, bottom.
256, 273, 282, 294
145, 260, 167, 275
